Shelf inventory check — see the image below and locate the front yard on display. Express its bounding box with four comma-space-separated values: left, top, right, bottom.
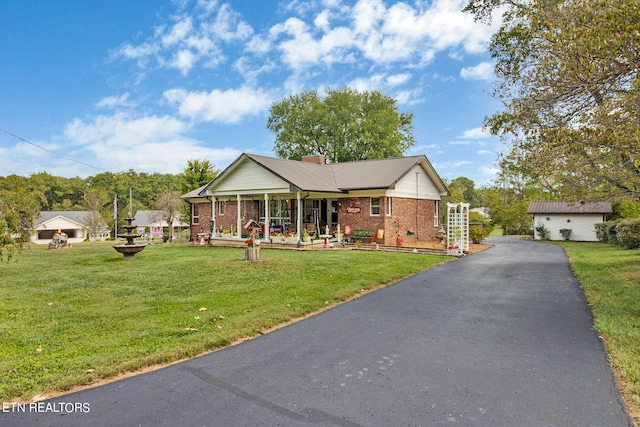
0, 243, 450, 402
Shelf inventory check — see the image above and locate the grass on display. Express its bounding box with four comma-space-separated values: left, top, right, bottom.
0, 242, 450, 402
556, 241, 640, 424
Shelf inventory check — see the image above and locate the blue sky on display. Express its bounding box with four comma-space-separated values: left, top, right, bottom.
0, 0, 504, 186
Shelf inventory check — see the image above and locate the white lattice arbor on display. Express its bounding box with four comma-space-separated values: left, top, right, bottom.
446, 202, 469, 256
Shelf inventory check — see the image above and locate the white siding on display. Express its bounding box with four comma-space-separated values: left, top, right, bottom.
533, 214, 606, 241
36, 217, 82, 231
213, 161, 290, 194
387, 165, 441, 199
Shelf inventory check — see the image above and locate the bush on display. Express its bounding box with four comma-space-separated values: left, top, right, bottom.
559, 228, 573, 241
594, 222, 608, 243
606, 219, 623, 244
469, 225, 489, 244
615, 219, 640, 249
469, 211, 493, 232
535, 223, 550, 240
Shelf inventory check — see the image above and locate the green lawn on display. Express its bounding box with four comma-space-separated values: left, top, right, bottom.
557, 241, 640, 423
0, 243, 450, 401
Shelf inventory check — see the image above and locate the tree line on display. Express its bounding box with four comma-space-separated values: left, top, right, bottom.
0, 159, 217, 254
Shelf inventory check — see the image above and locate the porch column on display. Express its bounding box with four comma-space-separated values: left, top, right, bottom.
211, 197, 216, 235
296, 192, 302, 240
264, 193, 270, 241
236, 194, 242, 239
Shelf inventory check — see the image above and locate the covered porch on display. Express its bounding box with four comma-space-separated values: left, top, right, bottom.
207, 191, 344, 246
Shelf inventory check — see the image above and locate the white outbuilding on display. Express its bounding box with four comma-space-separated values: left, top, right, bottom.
32, 211, 109, 244
528, 201, 612, 241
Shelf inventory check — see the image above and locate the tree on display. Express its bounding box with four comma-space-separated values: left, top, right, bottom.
0, 195, 23, 263
180, 159, 217, 194
446, 177, 484, 207
1, 176, 47, 249
155, 190, 183, 243
267, 87, 415, 163
83, 187, 109, 241
464, 0, 640, 200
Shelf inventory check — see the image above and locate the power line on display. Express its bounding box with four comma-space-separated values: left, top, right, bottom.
0, 127, 105, 172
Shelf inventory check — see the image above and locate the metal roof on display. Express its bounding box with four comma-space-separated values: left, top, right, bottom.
527, 201, 612, 214
132, 210, 187, 227
35, 211, 98, 226
197, 153, 449, 196
244, 154, 339, 192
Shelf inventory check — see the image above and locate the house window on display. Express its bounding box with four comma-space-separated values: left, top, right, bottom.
370, 197, 381, 216
386, 197, 392, 216
192, 203, 200, 225
218, 200, 226, 216
434, 200, 439, 226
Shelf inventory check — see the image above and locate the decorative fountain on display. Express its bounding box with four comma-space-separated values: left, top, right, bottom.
112, 191, 147, 260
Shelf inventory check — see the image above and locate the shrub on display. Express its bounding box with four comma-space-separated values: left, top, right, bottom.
559, 228, 572, 241
535, 223, 551, 240
594, 223, 608, 243
469, 225, 489, 244
615, 219, 640, 249
606, 219, 623, 244
469, 211, 493, 233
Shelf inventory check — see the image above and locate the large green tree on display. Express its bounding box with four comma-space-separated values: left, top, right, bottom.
465, 0, 640, 200
267, 87, 415, 163
446, 177, 485, 207
0, 176, 47, 249
180, 159, 218, 194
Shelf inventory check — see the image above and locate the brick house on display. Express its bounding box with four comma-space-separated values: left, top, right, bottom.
182, 153, 449, 246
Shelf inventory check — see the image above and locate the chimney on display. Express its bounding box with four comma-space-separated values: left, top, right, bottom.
301, 155, 325, 165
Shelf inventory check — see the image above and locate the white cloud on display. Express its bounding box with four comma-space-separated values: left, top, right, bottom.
206, 3, 253, 42
433, 160, 473, 169
61, 112, 240, 174
170, 49, 198, 75
461, 127, 489, 139
163, 86, 272, 123
113, 3, 254, 76
162, 18, 193, 47
114, 0, 498, 87
196, 0, 219, 16
348, 0, 494, 64
386, 73, 411, 86
477, 149, 493, 155
349, 74, 386, 91
461, 62, 494, 80
95, 93, 136, 109
117, 41, 159, 60
314, 9, 331, 31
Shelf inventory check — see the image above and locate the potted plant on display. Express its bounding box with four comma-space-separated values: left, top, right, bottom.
244, 229, 261, 260
302, 228, 311, 243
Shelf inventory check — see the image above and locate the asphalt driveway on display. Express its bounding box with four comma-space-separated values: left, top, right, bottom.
2, 237, 632, 426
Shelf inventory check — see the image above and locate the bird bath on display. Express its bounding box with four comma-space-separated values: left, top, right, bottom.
113, 216, 147, 260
